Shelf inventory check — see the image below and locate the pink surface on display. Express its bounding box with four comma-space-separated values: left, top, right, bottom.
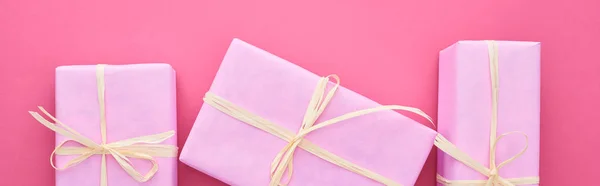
54, 64, 177, 186
437, 41, 540, 184
180, 39, 437, 185
0, 0, 598, 186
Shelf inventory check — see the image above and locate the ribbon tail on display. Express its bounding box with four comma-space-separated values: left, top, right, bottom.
101, 154, 107, 186
29, 107, 98, 147
269, 147, 292, 186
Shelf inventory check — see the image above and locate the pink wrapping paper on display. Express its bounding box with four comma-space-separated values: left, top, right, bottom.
180, 39, 437, 186
437, 41, 540, 185
54, 64, 177, 186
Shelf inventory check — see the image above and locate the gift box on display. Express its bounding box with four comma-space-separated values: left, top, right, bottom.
180, 39, 437, 186
29, 64, 178, 186
436, 41, 540, 185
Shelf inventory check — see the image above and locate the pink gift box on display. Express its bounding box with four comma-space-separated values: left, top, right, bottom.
180, 39, 437, 186
437, 41, 540, 185
53, 64, 177, 186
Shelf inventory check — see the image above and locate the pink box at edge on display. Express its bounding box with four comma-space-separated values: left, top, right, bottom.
180, 39, 437, 186
55, 64, 177, 186
437, 41, 540, 185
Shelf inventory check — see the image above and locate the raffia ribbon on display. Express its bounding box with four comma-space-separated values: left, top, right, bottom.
29, 64, 178, 186
203, 74, 435, 186
434, 41, 540, 186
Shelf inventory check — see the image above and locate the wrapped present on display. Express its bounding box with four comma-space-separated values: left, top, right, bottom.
435, 41, 540, 185
180, 39, 437, 186
29, 64, 178, 186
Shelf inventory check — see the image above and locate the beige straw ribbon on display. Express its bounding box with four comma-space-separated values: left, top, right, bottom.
29, 64, 178, 186
204, 74, 435, 186
434, 41, 540, 186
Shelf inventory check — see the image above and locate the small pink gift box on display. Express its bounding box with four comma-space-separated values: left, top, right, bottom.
437, 41, 540, 185
33, 64, 178, 186
180, 39, 437, 186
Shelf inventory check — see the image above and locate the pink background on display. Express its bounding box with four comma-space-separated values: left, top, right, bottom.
0, 0, 598, 185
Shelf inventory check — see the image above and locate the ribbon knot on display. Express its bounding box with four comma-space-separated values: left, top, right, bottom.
29, 64, 177, 186
488, 168, 498, 177
98, 144, 111, 152
486, 168, 499, 185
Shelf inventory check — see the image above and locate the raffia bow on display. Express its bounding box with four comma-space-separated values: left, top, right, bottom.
29, 64, 178, 186
434, 41, 540, 185
203, 74, 435, 186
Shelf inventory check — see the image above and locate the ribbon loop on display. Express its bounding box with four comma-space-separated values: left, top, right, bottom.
494, 131, 529, 170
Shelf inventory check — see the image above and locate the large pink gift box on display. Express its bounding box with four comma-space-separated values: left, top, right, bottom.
52, 64, 178, 186
180, 39, 437, 186
437, 41, 540, 185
